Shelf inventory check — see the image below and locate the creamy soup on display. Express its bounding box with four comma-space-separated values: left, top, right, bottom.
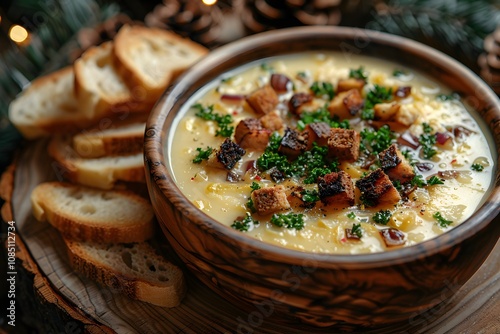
168, 52, 494, 254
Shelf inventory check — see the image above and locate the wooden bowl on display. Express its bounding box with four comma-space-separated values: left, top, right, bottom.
144, 26, 500, 330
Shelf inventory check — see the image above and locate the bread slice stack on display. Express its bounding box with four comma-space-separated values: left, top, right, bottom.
11, 24, 207, 307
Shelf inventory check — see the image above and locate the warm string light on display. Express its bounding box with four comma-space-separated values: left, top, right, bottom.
202, 0, 217, 6
9, 24, 29, 44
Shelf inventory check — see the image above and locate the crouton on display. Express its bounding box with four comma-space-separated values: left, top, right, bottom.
207, 138, 246, 170
251, 185, 290, 215
246, 85, 279, 115
260, 112, 283, 132
327, 128, 360, 162
328, 89, 364, 119
379, 144, 415, 184
355, 169, 401, 207
234, 118, 270, 151
337, 78, 365, 93
302, 122, 331, 149
279, 127, 307, 159
288, 92, 313, 115
318, 171, 355, 207
374, 102, 401, 121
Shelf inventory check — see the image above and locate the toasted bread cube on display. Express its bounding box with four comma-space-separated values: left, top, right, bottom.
318, 171, 355, 207
251, 185, 290, 215
207, 138, 246, 170
374, 102, 401, 121
302, 122, 331, 150
246, 85, 279, 115
327, 128, 360, 162
337, 78, 365, 93
279, 127, 307, 159
260, 112, 283, 132
328, 89, 364, 119
234, 118, 270, 151
379, 144, 415, 184
355, 169, 401, 207
288, 92, 314, 115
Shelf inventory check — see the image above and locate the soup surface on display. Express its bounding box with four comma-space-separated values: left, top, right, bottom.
169, 52, 494, 254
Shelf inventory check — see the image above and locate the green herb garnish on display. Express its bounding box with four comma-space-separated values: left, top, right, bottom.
310, 81, 335, 100
260, 63, 274, 72
361, 84, 393, 120
250, 181, 261, 191
351, 223, 363, 238
411, 174, 427, 187
193, 104, 234, 137
360, 124, 395, 155
419, 123, 437, 159
270, 212, 305, 230
347, 212, 356, 219
471, 163, 484, 172
393, 69, 407, 77
373, 210, 392, 225
297, 105, 350, 130
427, 176, 445, 185
192, 147, 213, 164
301, 189, 320, 203
392, 180, 403, 191
349, 66, 368, 81
433, 212, 453, 228
231, 213, 260, 232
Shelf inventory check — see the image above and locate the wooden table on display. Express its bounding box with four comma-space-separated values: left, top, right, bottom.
1, 139, 499, 333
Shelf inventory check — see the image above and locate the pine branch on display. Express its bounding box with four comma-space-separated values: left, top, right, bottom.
370, 0, 500, 72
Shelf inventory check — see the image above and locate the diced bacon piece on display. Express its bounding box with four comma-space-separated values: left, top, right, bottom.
328, 89, 364, 119
207, 138, 246, 170
380, 228, 406, 247
279, 127, 307, 159
251, 185, 290, 216
246, 85, 279, 115
234, 118, 270, 151
288, 92, 313, 115
374, 102, 401, 121
337, 78, 365, 93
355, 169, 401, 207
318, 171, 355, 207
378, 144, 415, 184
302, 122, 331, 149
394, 86, 412, 99
327, 128, 360, 162
260, 112, 283, 132
270, 73, 292, 94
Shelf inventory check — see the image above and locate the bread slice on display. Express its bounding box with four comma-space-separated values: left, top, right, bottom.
74, 41, 153, 119
64, 239, 185, 307
8, 67, 92, 139
113, 25, 208, 103
73, 117, 146, 159
49, 134, 145, 190
31, 182, 154, 243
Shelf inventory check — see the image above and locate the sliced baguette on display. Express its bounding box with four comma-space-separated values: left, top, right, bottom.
113, 25, 208, 103
74, 41, 153, 119
64, 239, 185, 307
73, 116, 146, 158
31, 182, 154, 243
49, 134, 145, 190
8, 67, 92, 139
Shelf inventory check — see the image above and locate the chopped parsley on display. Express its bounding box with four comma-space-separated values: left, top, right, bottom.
433, 212, 453, 228
360, 124, 395, 155
310, 81, 335, 100
411, 174, 427, 187
297, 105, 350, 130
351, 223, 363, 238
270, 212, 305, 230
471, 163, 484, 172
193, 103, 234, 137
393, 69, 407, 77
260, 63, 274, 72
347, 212, 356, 219
427, 175, 444, 185
231, 213, 260, 232
250, 181, 261, 191
392, 180, 403, 191
419, 123, 437, 159
246, 198, 256, 213
373, 210, 392, 225
297, 71, 309, 81
349, 66, 368, 81
361, 84, 393, 120
192, 147, 213, 164
301, 189, 320, 203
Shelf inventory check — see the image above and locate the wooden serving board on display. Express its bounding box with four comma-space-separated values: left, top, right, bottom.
3, 139, 499, 333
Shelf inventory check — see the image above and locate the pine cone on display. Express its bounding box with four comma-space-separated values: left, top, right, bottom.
479, 26, 500, 95
242, 0, 342, 35
144, 0, 223, 48
71, 14, 137, 62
